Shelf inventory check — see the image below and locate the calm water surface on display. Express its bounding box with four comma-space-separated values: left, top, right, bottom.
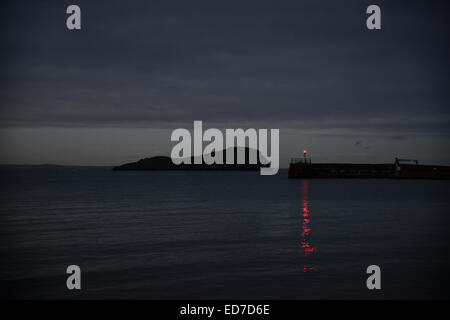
0, 166, 449, 299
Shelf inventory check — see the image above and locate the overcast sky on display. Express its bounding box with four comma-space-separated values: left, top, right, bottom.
0, 0, 449, 166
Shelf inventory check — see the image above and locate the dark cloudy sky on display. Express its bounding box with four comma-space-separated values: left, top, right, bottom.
0, 0, 449, 166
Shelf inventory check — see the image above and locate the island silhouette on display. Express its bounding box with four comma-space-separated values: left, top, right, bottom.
113, 147, 270, 171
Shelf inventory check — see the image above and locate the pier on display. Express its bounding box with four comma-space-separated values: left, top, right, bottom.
288, 156, 450, 180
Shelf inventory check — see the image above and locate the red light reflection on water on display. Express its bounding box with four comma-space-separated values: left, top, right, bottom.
300, 179, 316, 272
303, 265, 317, 272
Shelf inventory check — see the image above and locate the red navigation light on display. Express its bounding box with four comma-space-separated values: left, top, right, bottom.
303, 149, 307, 155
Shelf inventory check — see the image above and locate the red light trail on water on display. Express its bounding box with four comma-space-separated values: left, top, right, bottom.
300, 179, 316, 272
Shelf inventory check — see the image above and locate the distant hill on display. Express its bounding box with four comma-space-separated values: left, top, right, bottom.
113, 147, 269, 171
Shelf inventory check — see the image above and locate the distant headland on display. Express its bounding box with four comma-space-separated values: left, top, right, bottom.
113, 147, 269, 171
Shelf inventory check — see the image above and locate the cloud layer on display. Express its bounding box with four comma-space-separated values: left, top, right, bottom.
0, 0, 449, 136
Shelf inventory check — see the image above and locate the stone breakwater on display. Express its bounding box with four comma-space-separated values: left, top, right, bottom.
288, 162, 450, 179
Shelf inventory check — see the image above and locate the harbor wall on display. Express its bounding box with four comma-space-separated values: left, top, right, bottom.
288, 162, 450, 179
